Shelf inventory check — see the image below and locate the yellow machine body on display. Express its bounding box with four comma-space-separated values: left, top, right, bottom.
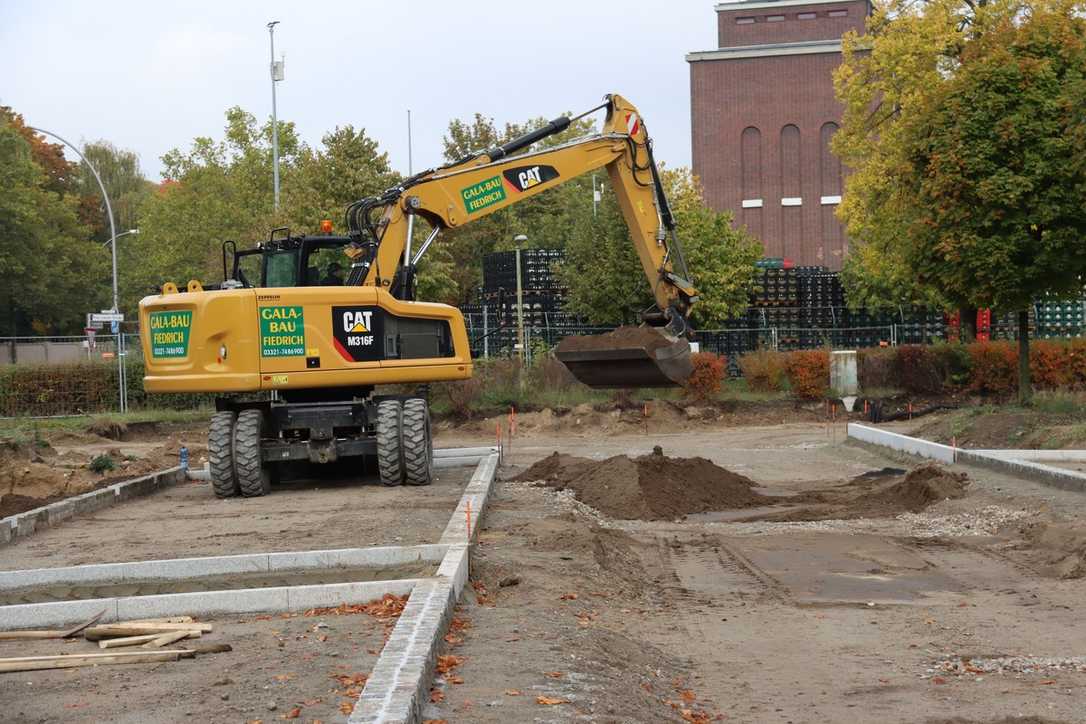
139, 286, 472, 394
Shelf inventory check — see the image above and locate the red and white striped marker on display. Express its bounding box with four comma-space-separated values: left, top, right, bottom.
625, 112, 640, 136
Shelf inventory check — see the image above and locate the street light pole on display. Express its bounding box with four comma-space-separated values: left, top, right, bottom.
28, 126, 125, 412
268, 20, 281, 211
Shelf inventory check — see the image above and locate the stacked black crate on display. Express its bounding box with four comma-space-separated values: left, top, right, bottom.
479, 249, 570, 352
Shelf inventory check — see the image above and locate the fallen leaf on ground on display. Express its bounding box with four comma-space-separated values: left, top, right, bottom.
681, 709, 712, 723
505, 689, 522, 696
544, 671, 563, 679
447, 675, 464, 685
436, 655, 465, 674
304, 594, 407, 620
332, 673, 368, 687
449, 617, 472, 632
559, 593, 578, 600
1040, 680, 1057, 685
536, 695, 570, 705
679, 689, 696, 703
282, 707, 301, 719
338, 701, 354, 714
444, 633, 464, 645
932, 676, 947, 685
273, 674, 294, 683
422, 720, 448, 724
430, 689, 445, 703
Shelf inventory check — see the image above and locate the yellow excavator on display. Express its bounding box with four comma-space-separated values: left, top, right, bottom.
139, 93, 698, 496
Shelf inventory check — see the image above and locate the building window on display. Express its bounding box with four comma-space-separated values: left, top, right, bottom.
781, 197, 803, 206
742, 199, 764, 209
798, 12, 817, 19
736, 16, 755, 24
820, 195, 842, 205
766, 14, 785, 22
828, 9, 848, 17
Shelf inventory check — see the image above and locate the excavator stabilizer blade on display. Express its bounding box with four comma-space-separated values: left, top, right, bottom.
554, 327, 693, 389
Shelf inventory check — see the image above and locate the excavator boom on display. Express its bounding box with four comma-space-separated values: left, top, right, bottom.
345, 94, 698, 387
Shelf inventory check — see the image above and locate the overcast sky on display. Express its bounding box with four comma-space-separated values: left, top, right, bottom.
1, 1, 717, 182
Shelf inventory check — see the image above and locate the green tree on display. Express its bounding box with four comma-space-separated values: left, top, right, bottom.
0, 120, 107, 335
438, 113, 598, 304
835, 0, 1086, 402
559, 167, 761, 327
76, 142, 153, 243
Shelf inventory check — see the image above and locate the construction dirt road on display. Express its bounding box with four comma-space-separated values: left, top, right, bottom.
2, 416, 1086, 723
426, 422, 1086, 724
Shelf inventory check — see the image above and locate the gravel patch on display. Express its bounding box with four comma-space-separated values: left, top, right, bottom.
934, 655, 1086, 676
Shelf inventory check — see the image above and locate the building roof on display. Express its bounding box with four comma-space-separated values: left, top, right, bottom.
715, 0, 862, 11
686, 38, 842, 62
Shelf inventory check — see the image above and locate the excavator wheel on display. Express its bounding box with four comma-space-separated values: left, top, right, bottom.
235, 409, 271, 497
376, 400, 404, 486
208, 411, 239, 498
402, 398, 433, 486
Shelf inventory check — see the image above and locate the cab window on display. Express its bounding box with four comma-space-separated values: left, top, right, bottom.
263, 250, 299, 287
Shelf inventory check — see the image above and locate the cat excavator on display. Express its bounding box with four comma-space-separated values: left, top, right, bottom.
138, 93, 698, 497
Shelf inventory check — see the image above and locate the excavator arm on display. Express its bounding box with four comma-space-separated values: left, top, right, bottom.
343, 94, 699, 387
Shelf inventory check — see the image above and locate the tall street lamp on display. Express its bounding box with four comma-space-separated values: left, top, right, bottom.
267, 21, 283, 211
27, 126, 126, 412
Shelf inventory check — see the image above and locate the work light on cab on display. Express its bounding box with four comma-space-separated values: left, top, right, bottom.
320, 219, 333, 234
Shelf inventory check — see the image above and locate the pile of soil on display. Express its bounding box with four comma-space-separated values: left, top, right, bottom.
852, 465, 970, 515
514, 451, 772, 521
750, 464, 970, 522
554, 326, 671, 354
1017, 521, 1086, 579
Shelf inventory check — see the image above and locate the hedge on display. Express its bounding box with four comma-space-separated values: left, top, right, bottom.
0, 358, 215, 417
737, 339, 1086, 399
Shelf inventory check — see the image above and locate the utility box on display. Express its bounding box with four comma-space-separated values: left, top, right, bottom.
830, 350, 858, 396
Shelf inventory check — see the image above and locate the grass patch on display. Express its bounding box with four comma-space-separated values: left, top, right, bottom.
0, 407, 212, 445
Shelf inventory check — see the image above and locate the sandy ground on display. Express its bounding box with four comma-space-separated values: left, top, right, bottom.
0, 605, 395, 723
3, 417, 1086, 723
0, 464, 471, 570
425, 423, 1086, 724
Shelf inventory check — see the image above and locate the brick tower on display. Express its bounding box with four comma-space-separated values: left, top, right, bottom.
687, 0, 870, 269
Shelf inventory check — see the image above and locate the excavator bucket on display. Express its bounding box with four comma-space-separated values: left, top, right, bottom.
554, 326, 694, 389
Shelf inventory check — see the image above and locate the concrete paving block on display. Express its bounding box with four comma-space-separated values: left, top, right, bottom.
847, 423, 956, 463
0, 519, 12, 544
285, 579, 419, 612
436, 545, 469, 593
13, 509, 46, 538
44, 500, 75, 525
70, 488, 115, 515
115, 586, 291, 620
434, 446, 497, 458
957, 451, 1086, 493
269, 544, 446, 572
0, 597, 119, 630
121, 552, 271, 582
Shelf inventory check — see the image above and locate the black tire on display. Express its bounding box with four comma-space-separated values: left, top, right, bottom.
234, 409, 271, 497
402, 398, 433, 486
376, 400, 404, 486
208, 411, 239, 498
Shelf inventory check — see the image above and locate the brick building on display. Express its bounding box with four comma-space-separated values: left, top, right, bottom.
687, 0, 870, 269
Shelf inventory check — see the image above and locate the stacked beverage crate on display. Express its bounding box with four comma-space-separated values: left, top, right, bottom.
1035, 297, 1085, 338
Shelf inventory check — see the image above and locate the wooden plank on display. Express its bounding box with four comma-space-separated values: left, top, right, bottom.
98, 634, 165, 649
125, 616, 194, 624
0, 650, 194, 673
84, 622, 212, 640
0, 609, 106, 641
139, 631, 192, 649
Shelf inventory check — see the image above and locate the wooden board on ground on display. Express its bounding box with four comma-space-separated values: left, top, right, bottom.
99, 631, 199, 649
0, 649, 194, 673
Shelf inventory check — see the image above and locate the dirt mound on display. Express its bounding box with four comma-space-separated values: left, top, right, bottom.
853, 465, 970, 514
1017, 521, 1086, 579
554, 325, 671, 354
516, 451, 771, 521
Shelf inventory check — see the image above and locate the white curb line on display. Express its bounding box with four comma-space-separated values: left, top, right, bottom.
847, 423, 1086, 493
349, 453, 499, 724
